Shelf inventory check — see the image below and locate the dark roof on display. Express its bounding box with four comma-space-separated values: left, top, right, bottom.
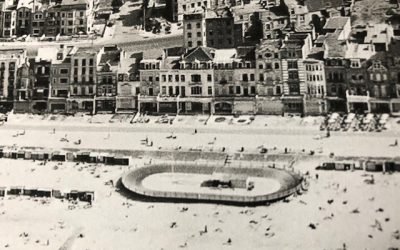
183, 47, 214, 62
305, 0, 343, 12
100, 50, 120, 66
164, 47, 186, 57
236, 46, 256, 60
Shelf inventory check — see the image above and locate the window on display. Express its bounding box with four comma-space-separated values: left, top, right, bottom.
89, 59, 94, 66
242, 74, 248, 82
191, 86, 202, 95
259, 73, 264, 81
188, 41, 193, 47
82, 59, 86, 66
276, 85, 281, 95
175, 75, 179, 82
236, 86, 241, 94
266, 63, 272, 70
258, 64, 263, 69
229, 86, 234, 94
208, 86, 212, 95
196, 22, 201, 28
289, 72, 299, 80
60, 78, 68, 84
197, 32, 201, 37
191, 74, 201, 82
288, 61, 298, 69
60, 68, 68, 74
207, 74, 212, 82
197, 41, 202, 46
168, 86, 173, 95
136, 87, 140, 95
162, 86, 166, 95
250, 86, 256, 94
187, 23, 192, 29
162, 75, 166, 82
183, 4, 186, 10
187, 32, 192, 38
168, 75, 172, 82
250, 74, 255, 81
180, 75, 185, 82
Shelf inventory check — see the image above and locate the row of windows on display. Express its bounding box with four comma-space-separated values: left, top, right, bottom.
306, 74, 324, 82
305, 64, 322, 71
182, 1, 207, 11
186, 22, 201, 30
73, 59, 94, 66
71, 86, 95, 95
258, 62, 280, 70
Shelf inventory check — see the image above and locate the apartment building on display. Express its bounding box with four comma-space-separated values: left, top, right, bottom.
137, 49, 162, 113
0, 0, 94, 38
280, 32, 312, 114
116, 52, 142, 113
95, 45, 122, 113
0, 48, 25, 112
254, 39, 284, 114
67, 47, 98, 114
15, 0, 31, 36
1, 1, 17, 38
183, 9, 236, 49
183, 13, 204, 48
48, 44, 73, 113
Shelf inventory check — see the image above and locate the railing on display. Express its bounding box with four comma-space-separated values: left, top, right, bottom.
122, 163, 304, 205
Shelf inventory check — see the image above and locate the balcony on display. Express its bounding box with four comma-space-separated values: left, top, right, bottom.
346, 90, 370, 103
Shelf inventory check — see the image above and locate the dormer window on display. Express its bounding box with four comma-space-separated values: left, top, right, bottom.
350, 59, 361, 68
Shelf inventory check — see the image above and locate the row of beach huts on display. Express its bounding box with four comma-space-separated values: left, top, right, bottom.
317, 158, 400, 172
0, 146, 130, 165
0, 186, 94, 203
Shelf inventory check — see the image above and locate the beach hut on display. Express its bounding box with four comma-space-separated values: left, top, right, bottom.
78, 191, 95, 203
24, 150, 32, 160
2, 147, 12, 158
52, 189, 63, 199
76, 152, 91, 163
23, 187, 38, 196
52, 151, 66, 161
10, 149, 18, 159
0, 187, 6, 197
37, 151, 45, 160
43, 150, 52, 160
66, 152, 75, 162
17, 150, 25, 159
66, 190, 80, 200
31, 151, 39, 160
36, 188, 52, 198
320, 162, 335, 170
114, 156, 129, 165
365, 161, 383, 172
89, 152, 100, 163
7, 186, 24, 195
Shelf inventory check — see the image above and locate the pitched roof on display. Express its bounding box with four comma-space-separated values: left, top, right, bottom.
324, 16, 349, 30
183, 47, 214, 62
305, 0, 343, 12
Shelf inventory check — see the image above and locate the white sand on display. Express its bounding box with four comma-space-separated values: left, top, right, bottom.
0, 114, 399, 249
0, 158, 400, 249
141, 173, 281, 196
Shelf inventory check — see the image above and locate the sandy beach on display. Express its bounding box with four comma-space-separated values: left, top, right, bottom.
0, 114, 400, 249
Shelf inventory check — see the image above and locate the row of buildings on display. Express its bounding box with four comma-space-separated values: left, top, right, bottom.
0, 0, 95, 38
1, 15, 400, 115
